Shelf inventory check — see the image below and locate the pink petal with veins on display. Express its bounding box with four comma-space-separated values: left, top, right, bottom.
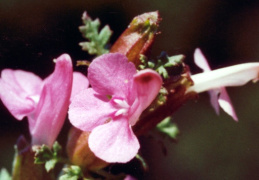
29, 54, 73, 146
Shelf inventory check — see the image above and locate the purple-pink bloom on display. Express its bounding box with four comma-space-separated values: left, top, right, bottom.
0, 54, 75, 147
187, 48, 259, 121
69, 53, 162, 163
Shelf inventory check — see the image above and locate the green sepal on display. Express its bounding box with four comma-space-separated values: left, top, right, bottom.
0, 168, 11, 180
156, 117, 180, 140
33, 141, 62, 172
59, 165, 85, 180
79, 11, 112, 56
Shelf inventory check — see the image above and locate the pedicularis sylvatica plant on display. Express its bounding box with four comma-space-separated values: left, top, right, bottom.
0, 11, 258, 180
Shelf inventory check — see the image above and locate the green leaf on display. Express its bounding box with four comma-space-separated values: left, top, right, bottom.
0, 168, 11, 180
79, 11, 112, 56
156, 117, 180, 139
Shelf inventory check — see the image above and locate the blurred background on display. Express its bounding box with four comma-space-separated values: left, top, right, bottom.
0, 0, 259, 179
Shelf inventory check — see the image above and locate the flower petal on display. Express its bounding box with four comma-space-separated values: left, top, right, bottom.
89, 117, 140, 163
29, 54, 73, 147
88, 53, 136, 97
187, 63, 259, 93
71, 72, 89, 100
129, 69, 162, 125
208, 89, 220, 115
69, 88, 116, 132
0, 69, 42, 120
218, 88, 238, 121
194, 48, 211, 72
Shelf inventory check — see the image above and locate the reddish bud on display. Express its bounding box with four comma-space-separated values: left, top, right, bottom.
110, 11, 160, 66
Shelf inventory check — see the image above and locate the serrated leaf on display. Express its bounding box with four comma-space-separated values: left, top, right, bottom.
79, 11, 112, 56
99, 25, 112, 45
0, 168, 11, 180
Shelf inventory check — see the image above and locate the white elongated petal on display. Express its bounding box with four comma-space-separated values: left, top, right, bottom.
187, 63, 259, 93
218, 88, 238, 121
194, 48, 211, 72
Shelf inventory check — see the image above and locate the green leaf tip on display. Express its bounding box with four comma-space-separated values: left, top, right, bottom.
156, 117, 180, 140
79, 11, 113, 56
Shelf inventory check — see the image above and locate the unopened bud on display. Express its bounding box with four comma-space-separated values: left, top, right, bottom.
110, 11, 160, 66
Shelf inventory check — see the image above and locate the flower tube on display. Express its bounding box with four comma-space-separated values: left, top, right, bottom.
187, 48, 259, 120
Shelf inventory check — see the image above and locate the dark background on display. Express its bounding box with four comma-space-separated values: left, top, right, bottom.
0, 0, 259, 179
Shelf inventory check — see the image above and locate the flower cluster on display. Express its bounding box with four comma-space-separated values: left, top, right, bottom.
0, 11, 258, 180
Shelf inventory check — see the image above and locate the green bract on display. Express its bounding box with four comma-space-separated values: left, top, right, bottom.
139, 52, 185, 79
33, 142, 63, 172
156, 117, 180, 139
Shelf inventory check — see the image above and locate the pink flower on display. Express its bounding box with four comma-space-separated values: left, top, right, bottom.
187, 48, 259, 121
69, 53, 162, 163
0, 54, 76, 147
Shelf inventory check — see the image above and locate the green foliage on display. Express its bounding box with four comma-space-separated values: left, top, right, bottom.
139, 52, 185, 79
156, 117, 180, 140
59, 165, 85, 180
79, 11, 112, 56
0, 168, 11, 180
33, 141, 63, 172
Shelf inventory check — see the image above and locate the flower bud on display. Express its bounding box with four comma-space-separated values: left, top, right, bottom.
110, 11, 160, 66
